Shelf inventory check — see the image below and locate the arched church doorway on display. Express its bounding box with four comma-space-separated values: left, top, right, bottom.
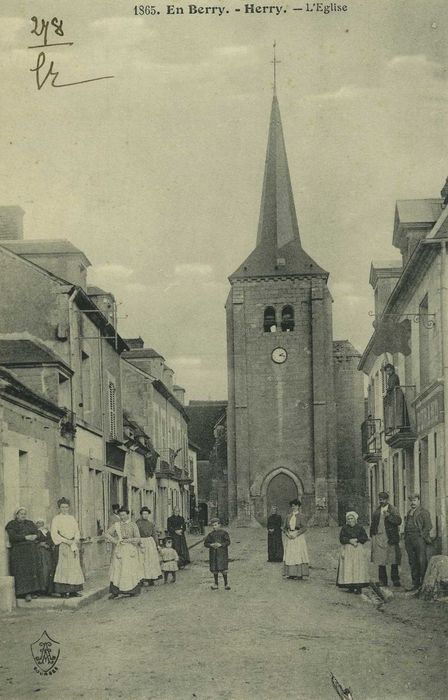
266, 472, 300, 522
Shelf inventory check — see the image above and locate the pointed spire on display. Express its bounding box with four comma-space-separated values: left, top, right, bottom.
229, 88, 327, 280
256, 94, 300, 249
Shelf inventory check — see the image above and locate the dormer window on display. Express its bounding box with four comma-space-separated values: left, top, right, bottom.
281, 305, 294, 332
264, 306, 277, 333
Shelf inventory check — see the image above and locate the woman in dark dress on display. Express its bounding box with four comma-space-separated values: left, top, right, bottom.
5, 507, 40, 601
167, 507, 190, 568
267, 505, 284, 562
336, 511, 370, 594
35, 518, 54, 595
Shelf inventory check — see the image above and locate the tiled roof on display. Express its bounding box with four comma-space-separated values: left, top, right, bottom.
2, 239, 91, 267
395, 199, 442, 224
0, 337, 71, 371
87, 286, 108, 295
123, 348, 165, 360
0, 366, 64, 416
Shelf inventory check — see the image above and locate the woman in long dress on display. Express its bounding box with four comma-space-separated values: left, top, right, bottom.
336, 511, 370, 594
167, 507, 190, 568
50, 497, 85, 597
283, 499, 309, 580
267, 505, 284, 562
35, 518, 54, 595
105, 507, 143, 599
5, 507, 40, 601
136, 506, 162, 587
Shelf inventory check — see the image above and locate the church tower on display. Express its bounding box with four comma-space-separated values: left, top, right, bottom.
226, 91, 338, 526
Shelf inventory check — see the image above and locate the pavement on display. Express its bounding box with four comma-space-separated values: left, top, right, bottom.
15, 533, 205, 611
1, 526, 447, 700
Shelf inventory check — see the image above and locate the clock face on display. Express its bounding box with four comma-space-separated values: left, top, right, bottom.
271, 347, 288, 364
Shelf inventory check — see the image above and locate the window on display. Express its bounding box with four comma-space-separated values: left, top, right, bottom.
434, 432, 438, 459
81, 350, 92, 419
281, 305, 295, 332
161, 415, 166, 449
108, 380, 117, 439
110, 473, 123, 508
263, 306, 277, 333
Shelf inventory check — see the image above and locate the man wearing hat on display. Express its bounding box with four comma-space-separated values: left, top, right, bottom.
370, 492, 402, 587
404, 494, 432, 592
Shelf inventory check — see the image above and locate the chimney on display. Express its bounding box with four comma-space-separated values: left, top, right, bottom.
369, 261, 402, 317
0, 206, 24, 240
173, 385, 186, 405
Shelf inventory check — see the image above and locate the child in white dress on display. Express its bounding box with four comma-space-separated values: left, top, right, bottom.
160, 537, 179, 583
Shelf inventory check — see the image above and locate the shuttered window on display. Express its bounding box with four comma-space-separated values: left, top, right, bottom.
108, 381, 117, 439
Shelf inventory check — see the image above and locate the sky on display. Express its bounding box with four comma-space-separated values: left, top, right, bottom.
1, 0, 447, 399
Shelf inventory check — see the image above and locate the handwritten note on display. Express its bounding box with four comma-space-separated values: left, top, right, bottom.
28, 17, 114, 90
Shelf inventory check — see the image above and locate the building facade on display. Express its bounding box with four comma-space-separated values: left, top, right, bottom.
360, 191, 448, 553
0, 367, 68, 611
121, 339, 191, 534
0, 220, 191, 591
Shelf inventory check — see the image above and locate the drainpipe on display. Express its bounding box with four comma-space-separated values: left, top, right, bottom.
67, 288, 80, 523
440, 241, 448, 554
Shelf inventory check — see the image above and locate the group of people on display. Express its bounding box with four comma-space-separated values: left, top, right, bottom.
337, 491, 432, 594
5, 499, 194, 603
7, 491, 433, 603
266, 492, 433, 595
105, 505, 191, 598
5, 497, 85, 602
266, 500, 310, 580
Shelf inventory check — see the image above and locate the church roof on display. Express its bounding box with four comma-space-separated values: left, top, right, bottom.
230, 95, 327, 280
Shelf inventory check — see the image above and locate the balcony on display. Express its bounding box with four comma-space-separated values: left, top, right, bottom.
361, 418, 382, 463
383, 385, 416, 448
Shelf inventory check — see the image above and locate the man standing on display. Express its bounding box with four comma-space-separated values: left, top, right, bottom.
370, 492, 402, 587
404, 494, 432, 592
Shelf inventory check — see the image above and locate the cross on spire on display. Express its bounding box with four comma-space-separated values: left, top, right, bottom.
271, 41, 281, 95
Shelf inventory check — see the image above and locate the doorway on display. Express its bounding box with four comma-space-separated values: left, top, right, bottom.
266, 472, 300, 523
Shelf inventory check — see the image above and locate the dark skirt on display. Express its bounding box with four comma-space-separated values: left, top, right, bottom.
9, 543, 40, 596
171, 533, 190, 566
268, 531, 284, 562
109, 582, 141, 597
54, 582, 83, 594
36, 544, 54, 594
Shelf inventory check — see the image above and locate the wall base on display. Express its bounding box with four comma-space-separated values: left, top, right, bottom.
0, 576, 16, 613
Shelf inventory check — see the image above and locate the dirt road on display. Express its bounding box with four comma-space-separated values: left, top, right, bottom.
1, 526, 447, 700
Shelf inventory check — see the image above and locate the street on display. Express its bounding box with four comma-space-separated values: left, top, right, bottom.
1, 526, 447, 700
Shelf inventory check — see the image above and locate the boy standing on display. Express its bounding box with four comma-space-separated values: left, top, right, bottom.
204, 518, 231, 590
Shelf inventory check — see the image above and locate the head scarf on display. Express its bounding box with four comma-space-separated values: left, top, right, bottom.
15, 506, 27, 518
345, 511, 359, 523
